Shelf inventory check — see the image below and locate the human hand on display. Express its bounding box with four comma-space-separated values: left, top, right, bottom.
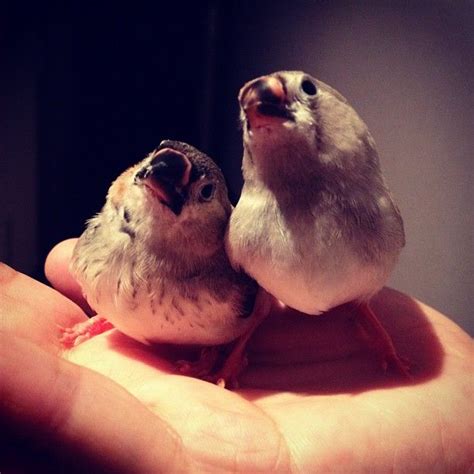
1, 241, 472, 472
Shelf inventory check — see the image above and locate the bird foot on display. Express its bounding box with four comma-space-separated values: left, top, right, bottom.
176, 289, 272, 388
353, 301, 412, 379
176, 346, 221, 379
175, 344, 248, 389
59, 316, 115, 348
381, 351, 412, 379
202, 349, 249, 389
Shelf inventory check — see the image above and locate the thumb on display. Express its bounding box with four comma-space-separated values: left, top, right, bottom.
45, 238, 94, 315
0, 333, 187, 472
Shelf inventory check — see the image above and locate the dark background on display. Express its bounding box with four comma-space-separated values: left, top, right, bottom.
1, 2, 231, 277
1, 1, 472, 333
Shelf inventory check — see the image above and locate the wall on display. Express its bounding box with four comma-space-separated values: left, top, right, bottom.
0, 11, 38, 275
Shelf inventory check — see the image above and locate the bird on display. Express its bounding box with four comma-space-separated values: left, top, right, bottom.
226, 71, 408, 373
65, 140, 266, 383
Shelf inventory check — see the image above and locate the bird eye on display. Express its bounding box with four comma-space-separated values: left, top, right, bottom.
199, 183, 215, 202
301, 79, 317, 96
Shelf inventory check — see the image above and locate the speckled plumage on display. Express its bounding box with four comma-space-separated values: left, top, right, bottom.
71, 140, 258, 345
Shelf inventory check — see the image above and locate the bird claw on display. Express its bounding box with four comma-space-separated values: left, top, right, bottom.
382, 352, 412, 379
59, 316, 114, 348
175, 344, 248, 389
352, 302, 413, 380
201, 352, 249, 389
176, 346, 221, 379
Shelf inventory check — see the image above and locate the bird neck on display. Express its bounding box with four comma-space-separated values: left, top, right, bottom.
243, 147, 385, 219
243, 146, 316, 195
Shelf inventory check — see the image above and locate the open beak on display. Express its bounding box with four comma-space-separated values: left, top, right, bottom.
135, 147, 192, 215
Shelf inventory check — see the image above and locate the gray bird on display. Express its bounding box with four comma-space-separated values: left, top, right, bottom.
226, 71, 407, 371
70, 140, 259, 350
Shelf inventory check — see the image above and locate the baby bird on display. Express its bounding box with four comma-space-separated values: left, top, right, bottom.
227, 71, 408, 372
69, 140, 259, 354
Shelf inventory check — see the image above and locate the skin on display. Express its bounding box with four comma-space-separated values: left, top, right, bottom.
0, 239, 472, 472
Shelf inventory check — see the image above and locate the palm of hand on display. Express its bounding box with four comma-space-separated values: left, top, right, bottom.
1, 263, 473, 472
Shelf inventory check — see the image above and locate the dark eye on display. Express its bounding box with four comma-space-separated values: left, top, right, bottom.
301, 79, 317, 96
199, 183, 215, 202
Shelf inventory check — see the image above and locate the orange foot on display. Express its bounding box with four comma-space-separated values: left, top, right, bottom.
176, 346, 221, 379
175, 342, 249, 389
60, 316, 114, 348
177, 289, 273, 389
353, 301, 412, 379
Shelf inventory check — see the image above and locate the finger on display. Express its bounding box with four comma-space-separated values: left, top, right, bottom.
0, 334, 187, 472
0, 263, 86, 348
45, 239, 94, 315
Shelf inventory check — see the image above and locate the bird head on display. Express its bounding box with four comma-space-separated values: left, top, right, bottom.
106, 140, 232, 263
239, 71, 378, 187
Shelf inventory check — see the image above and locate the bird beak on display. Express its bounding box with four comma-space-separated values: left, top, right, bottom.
239, 75, 292, 129
135, 148, 192, 215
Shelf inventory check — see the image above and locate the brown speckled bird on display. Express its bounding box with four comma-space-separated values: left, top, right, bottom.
226, 71, 408, 373
69, 140, 260, 355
